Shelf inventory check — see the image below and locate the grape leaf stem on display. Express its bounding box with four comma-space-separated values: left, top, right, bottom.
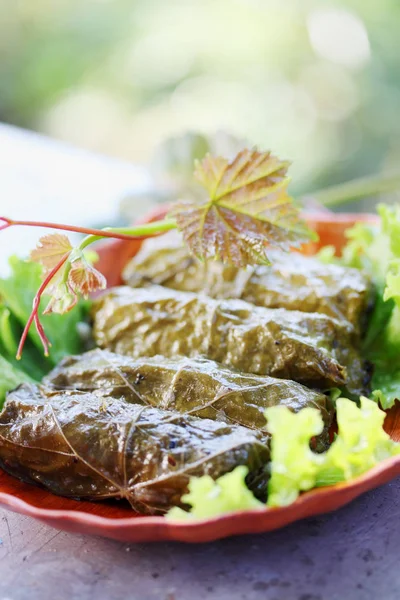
16, 253, 70, 360
0, 217, 177, 241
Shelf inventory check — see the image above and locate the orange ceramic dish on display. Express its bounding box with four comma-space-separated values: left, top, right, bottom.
1, 209, 397, 544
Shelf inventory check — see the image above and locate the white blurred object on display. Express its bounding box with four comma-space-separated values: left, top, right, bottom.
0, 124, 151, 275
307, 8, 370, 69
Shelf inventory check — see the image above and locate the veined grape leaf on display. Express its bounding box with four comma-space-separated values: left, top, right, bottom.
68, 258, 107, 298
169, 149, 316, 267
30, 234, 73, 272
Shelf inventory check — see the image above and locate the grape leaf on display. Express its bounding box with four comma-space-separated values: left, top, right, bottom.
170, 149, 316, 267
68, 258, 107, 298
30, 234, 73, 271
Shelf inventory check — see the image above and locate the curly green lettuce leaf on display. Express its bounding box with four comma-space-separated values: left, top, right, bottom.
364, 208, 400, 406
265, 406, 324, 507
370, 363, 400, 410
317, 210, 394, 349
384, 260, 400, 304
344, 207, 396, 345
339, 205, 394, 278
267, 398, 400, 507
319, 204, 400, 408
317, 397, 399, 482
167, 466, 263, 520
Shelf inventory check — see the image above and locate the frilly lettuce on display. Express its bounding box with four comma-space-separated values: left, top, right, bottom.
320, 204, 400, 408
167, 466, 263, 520
168, 398, 400, 519
343, 205, 400, 339
361, 206, 400, 407
265, 406, 324, 507
321, 397, 399, 478
267, 397, 400, 507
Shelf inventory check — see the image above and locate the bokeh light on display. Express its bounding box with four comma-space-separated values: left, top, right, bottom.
0, 0, 399, 195
307, 8, 370, 69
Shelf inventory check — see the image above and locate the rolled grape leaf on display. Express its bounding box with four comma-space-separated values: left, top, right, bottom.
43, 350, 332, 450
92, 286, 370, 396
123, 232, 373, 330
0, 383, 269, 514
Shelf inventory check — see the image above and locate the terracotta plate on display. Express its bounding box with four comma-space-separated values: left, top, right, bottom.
1, 208, 397, 544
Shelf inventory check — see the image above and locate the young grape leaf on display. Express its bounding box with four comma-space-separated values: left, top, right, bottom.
68, 258, 107, 298
30, 234, 73, 271
30, 232, 105, 314
43, 282, 78, 315
169, 149, 316, 267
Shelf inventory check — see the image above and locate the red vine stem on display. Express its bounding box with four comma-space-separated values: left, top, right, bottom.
0, 217, 165, 241
16, 253, 70, 359
0, 217, 11, 231
34, 313, 51, 355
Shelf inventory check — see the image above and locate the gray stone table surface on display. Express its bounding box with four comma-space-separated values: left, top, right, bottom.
0, 123, 399, 600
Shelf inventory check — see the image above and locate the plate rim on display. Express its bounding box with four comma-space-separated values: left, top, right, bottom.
0, 453, 399, 542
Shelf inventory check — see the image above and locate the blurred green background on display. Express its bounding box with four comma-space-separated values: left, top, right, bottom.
1, 0, 399, 195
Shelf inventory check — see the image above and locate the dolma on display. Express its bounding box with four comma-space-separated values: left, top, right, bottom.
123, 232, 373, 329
43, 349, 332, 449
0, 383, 269, 514
92, 286, 370, 395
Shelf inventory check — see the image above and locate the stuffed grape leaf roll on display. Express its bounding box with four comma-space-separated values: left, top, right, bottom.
123, 232, 373, 330
92, 286, 370, 395
0, 383, 269, 514
43, 349, 332, 449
